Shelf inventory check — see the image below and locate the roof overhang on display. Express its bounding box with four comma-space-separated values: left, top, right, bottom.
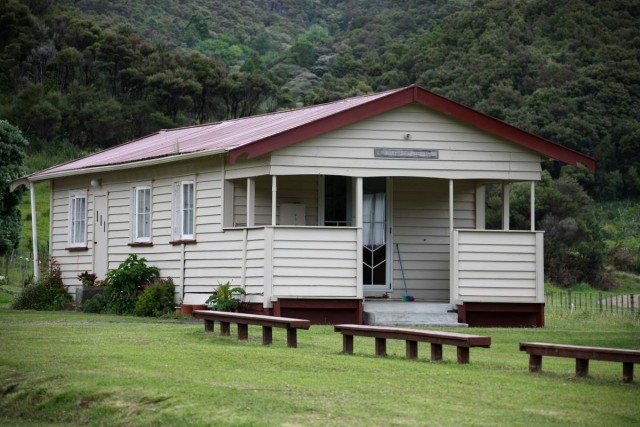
14, 148, 227, 187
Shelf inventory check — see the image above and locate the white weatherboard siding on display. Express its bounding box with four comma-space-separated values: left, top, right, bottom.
48, 102, 547, 306
271, 227, 358, 298
50, 180, 93, 287
452, 230, 544, 303
392, 178, 475, 301
269, 104, 542, 180
51, 157, 228, 302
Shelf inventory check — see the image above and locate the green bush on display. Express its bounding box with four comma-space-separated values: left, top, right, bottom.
82, 293, 106, 313
134, 277, 175, 317
205, 282, 246, 312
104, 254, 159, 315
11, 257, 72, 311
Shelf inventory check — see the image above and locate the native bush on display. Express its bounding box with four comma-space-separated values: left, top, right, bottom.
82, 293, 106, 313
11, 257, 72, 310
133, 277, 175, 317
104, 254, 159, 315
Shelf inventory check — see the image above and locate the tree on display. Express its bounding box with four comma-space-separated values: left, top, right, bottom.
0, 120, 28, 257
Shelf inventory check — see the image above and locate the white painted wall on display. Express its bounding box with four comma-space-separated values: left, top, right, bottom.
49, 102, 544, 306
271, 227, 358, 298
391, 178, 475, 301
270, 104, 542, 181
452, 230, 544, 303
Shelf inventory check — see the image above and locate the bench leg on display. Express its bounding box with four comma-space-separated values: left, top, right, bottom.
375, 337, 387, 357
220, 321, 230, 336
238, 323, 248, 341
286, 328, 298, 348
343, 335, 354, 354
204, 319, 214, 332
575, 358, 589, 377
430, 343, 443, 362
457, 347, 470, 364
529, 354, 542, 372
406, 340, 418, 359
623, 362, 634, 384
262, 326, 273, 345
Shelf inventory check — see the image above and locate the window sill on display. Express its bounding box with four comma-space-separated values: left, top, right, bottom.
66, 246, 89, 252
128, 242, 154, 247
170, 239, 197, 246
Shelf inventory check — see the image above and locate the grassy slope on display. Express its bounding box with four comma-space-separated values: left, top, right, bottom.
17, 182, 50, 254
0, 309, 638, 426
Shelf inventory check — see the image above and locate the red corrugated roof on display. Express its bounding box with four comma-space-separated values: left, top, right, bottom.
29, 84, 594, 180
30, 88, 403, 179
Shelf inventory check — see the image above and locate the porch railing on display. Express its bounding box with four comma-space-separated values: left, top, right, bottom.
451, 229, 544, 305
238, 226, 360, 306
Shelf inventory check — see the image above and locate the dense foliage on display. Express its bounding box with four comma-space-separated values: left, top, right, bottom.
11, 257, 72, 310
0, 120, 28, 256
103, 254, 160, 315
133, 277, 176, 317
2, 0, 638, 199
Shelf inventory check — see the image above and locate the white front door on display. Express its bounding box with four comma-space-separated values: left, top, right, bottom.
93, 195, 108, 279
363, 177, 392, 292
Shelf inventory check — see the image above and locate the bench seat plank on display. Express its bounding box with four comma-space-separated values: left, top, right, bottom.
520, 342, 640, 383
193, 310, 311, 348
519, 342, 640, 364
335, 324, 491, 348
194, 310, 311, 329
335, 324, 491, 364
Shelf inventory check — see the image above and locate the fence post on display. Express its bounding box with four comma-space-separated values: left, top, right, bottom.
631, 294, 635, 317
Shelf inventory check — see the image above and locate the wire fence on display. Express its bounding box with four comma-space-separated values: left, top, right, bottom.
1, 247, 46, 286
545, 290, 639, 317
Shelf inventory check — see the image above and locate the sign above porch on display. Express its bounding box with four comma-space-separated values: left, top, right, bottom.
374, 148, 439, 160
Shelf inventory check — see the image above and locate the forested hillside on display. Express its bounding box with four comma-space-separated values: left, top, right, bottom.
1, 0, 639, 286
2, 0, 638, 199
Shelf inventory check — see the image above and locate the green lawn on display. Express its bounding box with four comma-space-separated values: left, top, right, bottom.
0, 309, 638, 426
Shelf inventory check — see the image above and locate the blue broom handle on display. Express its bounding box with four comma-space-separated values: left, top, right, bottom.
396, 243, 409, 294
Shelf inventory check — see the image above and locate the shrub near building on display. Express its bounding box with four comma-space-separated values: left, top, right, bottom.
103, 254, 160, 315
11, 257, 72, 310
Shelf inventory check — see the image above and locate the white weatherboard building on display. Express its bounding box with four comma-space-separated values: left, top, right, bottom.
12, 85, 594, 326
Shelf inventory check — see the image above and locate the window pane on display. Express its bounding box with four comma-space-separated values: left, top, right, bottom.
182, 182, 194, 236
136, 188, 151, 239
70, 195, 86, 245
143, 189, 150, 237
78, 197, 86, 244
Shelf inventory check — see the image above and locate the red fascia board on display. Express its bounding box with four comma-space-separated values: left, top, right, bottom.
414, 89, 596, 173
228, 87, 415, 164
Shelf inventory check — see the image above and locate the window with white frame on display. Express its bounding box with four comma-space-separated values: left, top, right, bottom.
174, 180, 195, 240
68, 190, 87, 247
133, 186, 151, 242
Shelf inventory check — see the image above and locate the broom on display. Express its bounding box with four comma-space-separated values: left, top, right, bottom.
395, 243, 414, 301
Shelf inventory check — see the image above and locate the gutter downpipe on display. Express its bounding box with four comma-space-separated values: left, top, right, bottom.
30, 182, 39, 281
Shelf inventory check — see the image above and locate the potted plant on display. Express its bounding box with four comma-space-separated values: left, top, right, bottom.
205, 282, 246, 312
75, 270, 104, 306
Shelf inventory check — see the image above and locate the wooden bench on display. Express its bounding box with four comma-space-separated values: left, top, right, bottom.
193, 310, 311, 348
334, 324, 491, 364
519, 342, 640, 383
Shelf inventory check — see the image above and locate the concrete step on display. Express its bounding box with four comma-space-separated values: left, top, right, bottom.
363, 301, 467, 327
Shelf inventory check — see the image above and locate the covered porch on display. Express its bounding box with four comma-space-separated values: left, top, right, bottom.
213, 172, 544, 326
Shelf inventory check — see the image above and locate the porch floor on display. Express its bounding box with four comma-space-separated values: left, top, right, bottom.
363, 300, 467, 327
